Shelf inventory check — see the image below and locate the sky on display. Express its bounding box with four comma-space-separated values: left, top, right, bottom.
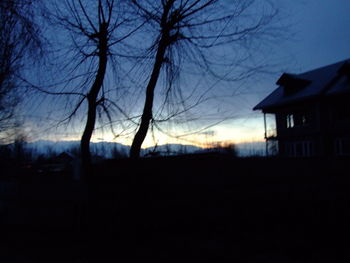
203, 0, 350, 146
21, 0, 350, 148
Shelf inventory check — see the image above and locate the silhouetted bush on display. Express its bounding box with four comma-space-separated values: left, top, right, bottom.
204, 142, 237, 157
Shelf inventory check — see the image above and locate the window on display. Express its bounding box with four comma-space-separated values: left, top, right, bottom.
294, 113, 308, 126
284, 141, 313, 157
335, 138, 350, 156
285, 142, 295, 157
302, 141, 313, 157
286, 114, 294, 128
295, 142, 303, 156
286, 112, 309, 128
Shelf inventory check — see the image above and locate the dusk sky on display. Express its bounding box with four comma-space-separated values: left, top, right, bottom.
22, 0, 350, 148
200, 0, 350, 147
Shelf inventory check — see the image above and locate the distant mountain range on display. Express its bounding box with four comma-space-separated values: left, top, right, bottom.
24, 140, 266, 158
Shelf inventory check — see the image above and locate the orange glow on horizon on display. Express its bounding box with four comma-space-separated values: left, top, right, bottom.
34, 118, 266, 148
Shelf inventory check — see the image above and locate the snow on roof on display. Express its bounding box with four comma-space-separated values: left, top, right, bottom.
254, 58, 350, 111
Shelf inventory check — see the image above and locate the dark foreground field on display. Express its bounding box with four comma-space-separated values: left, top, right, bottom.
1, 156, 350, 262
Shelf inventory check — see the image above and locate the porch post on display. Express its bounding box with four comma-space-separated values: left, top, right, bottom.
263, 112, 268, 156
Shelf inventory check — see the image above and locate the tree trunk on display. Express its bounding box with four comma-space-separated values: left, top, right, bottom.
80, 97, 98, 180
130, 37, 168, 158
80, 24, 108, 180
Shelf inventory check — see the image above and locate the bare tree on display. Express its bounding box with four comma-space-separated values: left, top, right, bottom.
33, 0, 140, 179
129, 0, 281, 158
0, 0, 41, 142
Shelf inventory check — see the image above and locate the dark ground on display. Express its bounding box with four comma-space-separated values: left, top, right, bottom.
1, 155, 350, 262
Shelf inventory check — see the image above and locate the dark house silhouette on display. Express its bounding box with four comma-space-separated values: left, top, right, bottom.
254, 59, 350, 158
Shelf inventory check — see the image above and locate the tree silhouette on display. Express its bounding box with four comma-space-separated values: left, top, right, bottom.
129, 0, 280, 158
0, 0, 41, 142
34, 0, 139, 179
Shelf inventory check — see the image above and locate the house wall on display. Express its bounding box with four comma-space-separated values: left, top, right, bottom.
269, 93, 350, 158
272, 101, 321, 157
275, 102, 319, 136
326, 94, 350, 156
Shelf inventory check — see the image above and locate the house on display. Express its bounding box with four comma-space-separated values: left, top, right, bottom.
253, 59, 350, 158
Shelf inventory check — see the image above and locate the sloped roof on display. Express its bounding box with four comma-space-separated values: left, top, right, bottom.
254, 58, 350, 111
